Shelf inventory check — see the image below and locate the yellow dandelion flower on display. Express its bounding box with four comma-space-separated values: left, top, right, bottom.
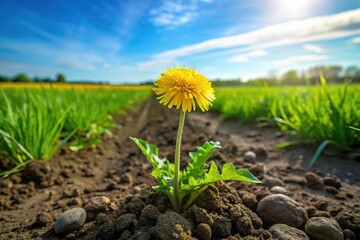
153, 66, 215, 112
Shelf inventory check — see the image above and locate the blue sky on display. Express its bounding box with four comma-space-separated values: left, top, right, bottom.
0, 0, 360, 83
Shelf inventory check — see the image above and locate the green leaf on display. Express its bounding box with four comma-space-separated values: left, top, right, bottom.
130, 137, 175, 203
183, 141, 221, 180
207, 162, 261, 183
130, 137, 170, 171
275, 140, 300, 148
182, 162, 260, 210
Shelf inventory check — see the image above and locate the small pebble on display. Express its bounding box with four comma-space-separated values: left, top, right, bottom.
244, 151, 256, 162
270, 186, 287, 194
305, 172, 324, 190
133, 186, 141, 193
315, 200, 328, 211
84, 196, 111, 220
36, 212, 52, 226
53, 208, 86, 235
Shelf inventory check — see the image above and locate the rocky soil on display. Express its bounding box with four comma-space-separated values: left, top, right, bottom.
0, 98, 359, 240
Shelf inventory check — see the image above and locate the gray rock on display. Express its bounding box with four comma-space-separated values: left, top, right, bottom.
244, 151, 256, 162
256, 194, 307, 228
269, 224, 309, 240
154, 211, 192, 240
270, 186, 287, 194
53, 208, 86, 234
305, 217, 344, 240
263, 177, 285, 188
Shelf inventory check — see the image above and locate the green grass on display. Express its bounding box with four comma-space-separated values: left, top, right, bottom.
213, 83, 360, 165
0, 87, 151, 177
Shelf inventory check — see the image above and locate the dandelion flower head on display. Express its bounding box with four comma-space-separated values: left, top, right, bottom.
153, 66, 215, 112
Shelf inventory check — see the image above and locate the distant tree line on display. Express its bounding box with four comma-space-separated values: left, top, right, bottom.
0, 73, 67, 83
2, 64, 360, 86
212, 65, 360, 87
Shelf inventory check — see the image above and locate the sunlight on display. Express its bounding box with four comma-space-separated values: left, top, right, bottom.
272, 0, 318, 19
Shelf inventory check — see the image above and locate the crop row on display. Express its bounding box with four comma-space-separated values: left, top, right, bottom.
0, 86, 151, 177
213, 82, 360, 163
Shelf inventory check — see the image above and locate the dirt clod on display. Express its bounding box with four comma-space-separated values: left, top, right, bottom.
305, 172, 324, 190
195, 223, 212, 240
154, 211, 192, 240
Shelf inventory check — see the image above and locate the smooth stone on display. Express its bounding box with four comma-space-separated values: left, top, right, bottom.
256, 194, 307, 228
263, 177, 285, 188
53, 208, 86, 234
244, 151, 256, 162
269, 223, 309, 240
305, 217, 344, 240
270, 186, 287, 194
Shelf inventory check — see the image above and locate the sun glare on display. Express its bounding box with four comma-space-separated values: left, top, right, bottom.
272, 0, 318, 19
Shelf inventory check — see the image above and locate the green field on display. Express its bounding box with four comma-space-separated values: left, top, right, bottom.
1, 82, 360, 177
213, 83, 360, 162
0, 85, 151, 177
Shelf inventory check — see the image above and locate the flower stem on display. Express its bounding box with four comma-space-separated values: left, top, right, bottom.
174, 110, 186, 212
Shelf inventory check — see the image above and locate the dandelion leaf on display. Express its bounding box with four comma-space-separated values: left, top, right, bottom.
184, 141, 221, 179
130, 137, 174, 198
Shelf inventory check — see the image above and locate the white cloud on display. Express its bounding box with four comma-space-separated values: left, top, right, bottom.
139, 9, 360, 70
303, 44, 324, 53
228, 49, 267, 62
150, 1, 196, 27
149, 0, 211, 28
273, 55, 329, 65
350, 36, 360, 44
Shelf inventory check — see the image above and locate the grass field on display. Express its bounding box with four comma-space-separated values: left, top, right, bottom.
213, 82, 360, 162
1, 81, 360, 176
0, 83, 151, 177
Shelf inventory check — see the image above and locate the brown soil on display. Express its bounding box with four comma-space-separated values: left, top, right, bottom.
0, 97, 359, 240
